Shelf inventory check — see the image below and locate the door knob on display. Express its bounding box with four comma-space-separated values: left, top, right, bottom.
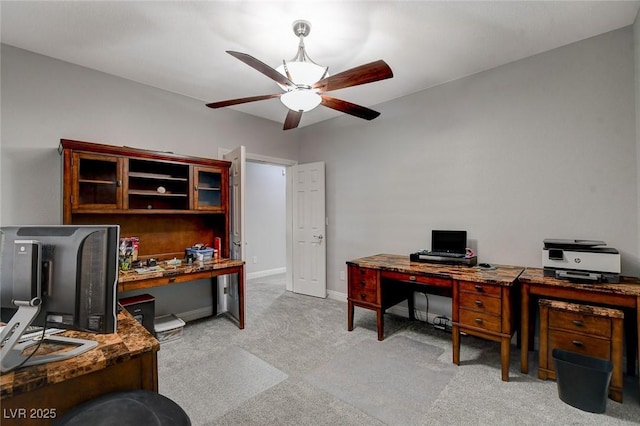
313, 234, 323, 240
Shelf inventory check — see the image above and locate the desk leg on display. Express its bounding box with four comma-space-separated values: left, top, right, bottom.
347, 300, 354, 331
408, 292, 416, 321
452, 324, 460, 365
377, 308, 384, 341
520, 284, 530, 374
238, 269, 245, 330
501, 336, 510, 382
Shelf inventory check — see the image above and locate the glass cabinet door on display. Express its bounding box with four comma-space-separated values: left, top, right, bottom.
72, 153, 123, 210
193, 166, 225, 211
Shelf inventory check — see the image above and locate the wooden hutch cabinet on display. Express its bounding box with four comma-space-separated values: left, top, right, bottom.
59, 139, 231, 263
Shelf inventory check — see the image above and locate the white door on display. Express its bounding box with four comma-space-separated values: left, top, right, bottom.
223, 146, 245, 321
291, 162, 326, 298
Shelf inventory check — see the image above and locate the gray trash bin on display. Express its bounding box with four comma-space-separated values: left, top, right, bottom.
552, 348, 613, 413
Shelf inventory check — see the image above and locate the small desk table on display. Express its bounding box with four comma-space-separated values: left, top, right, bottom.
1, 309, 159, 425
519, 268, 640, 381
347, 254, 524, 381
119, 259, 245, 329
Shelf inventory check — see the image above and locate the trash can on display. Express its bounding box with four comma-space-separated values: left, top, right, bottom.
552, 349, 613, 413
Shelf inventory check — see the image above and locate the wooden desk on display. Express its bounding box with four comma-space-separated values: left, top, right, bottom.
119, 259, 245, 329
519, 268, 640, 384
346, 254, 524, 381
1, 309, 159, 425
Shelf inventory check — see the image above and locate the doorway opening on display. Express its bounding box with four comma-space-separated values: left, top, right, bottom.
245, 160, 287, 281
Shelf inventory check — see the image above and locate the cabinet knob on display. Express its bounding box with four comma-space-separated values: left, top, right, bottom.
572, 340, 584, 347
474, 300, 483, 307
409, 276, 416, 281
474, 318, 483, 324
117, 180, 122, 187
474, 285, 483, 292
360, 294, 367, 300
572, 320, 584, 327
360, 280, 366, 286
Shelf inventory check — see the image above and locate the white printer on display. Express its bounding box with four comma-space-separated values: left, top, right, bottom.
542, 239, 620, 283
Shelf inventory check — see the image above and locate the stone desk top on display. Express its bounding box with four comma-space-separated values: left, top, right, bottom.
1, 308, 159, 400
118, 258, 245, 283
347, 253, 525, 285
519, 267, 640, 296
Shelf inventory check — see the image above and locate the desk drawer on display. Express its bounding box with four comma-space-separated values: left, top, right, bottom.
459, 309, 501, 333
459, 292, 501, 315
548, 329, 611, 361
348, 266, 379, 304
381, 271, 451, 288
458, 281, 501, 297
549, 310, 612, 339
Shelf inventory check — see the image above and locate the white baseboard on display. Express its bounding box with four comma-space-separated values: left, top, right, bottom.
247, 267, 286, 280
174, 306, 214, 323
327, 289, 346, 302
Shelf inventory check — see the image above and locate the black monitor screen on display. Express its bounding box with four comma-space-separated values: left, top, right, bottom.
431, 230, 467, 254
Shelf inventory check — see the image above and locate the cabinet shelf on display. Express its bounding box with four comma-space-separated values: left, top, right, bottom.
128, 190, 188, 197
78, 179, 117, 185
129, 172, 188, 181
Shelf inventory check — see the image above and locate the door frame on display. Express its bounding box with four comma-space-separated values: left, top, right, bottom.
218, 148, 297, 291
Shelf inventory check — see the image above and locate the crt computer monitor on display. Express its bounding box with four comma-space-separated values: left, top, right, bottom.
0, 225, 119, 372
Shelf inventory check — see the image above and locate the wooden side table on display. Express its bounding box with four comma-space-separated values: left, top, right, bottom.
538, 299, 623, 402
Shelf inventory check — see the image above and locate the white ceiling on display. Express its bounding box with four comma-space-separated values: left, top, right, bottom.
2, 1, 639, 129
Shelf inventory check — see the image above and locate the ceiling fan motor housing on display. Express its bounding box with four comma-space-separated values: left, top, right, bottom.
292, 20, 311, 38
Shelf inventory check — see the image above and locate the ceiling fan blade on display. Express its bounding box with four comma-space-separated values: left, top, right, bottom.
227, 51, 295, 89
283, 109, 303, 130
313, 60, 393, 93
320, 96, 381, 120
206, 93, 281, 109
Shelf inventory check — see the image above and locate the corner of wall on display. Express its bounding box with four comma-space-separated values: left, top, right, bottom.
635, 12, 640, 263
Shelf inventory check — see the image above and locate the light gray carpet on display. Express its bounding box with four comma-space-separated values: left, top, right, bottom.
157, 273, 640, 425
305, 336, 456, 425
159, 345, 287, 424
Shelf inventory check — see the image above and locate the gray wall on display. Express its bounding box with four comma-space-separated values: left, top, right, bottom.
298, 27, 639, 317
0, 44, 300, 226
0, 44, 299, 318
1, 25, 639, 319
245, 161, 287, 277
635, 12, 640, 270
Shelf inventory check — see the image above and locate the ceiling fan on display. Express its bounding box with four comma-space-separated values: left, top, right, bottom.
206, 20, 394, 130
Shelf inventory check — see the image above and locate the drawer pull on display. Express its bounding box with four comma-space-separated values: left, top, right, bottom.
474, 300, 483, 307
360, 294, 367, 300
474, 318, 483, 324
572, 340, 584, 347
360, 280, 366, 286
572, 320, 584, 327
168, 277, 176, 283
409, 276, 416, 281
474, 285, 483, 292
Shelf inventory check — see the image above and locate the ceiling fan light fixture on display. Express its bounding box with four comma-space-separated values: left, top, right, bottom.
280, 89, 322, 112
207, 19, 393, 130
276, 61, 327, 89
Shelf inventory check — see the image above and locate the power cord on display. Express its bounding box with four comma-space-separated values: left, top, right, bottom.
9, 315, 49, 370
